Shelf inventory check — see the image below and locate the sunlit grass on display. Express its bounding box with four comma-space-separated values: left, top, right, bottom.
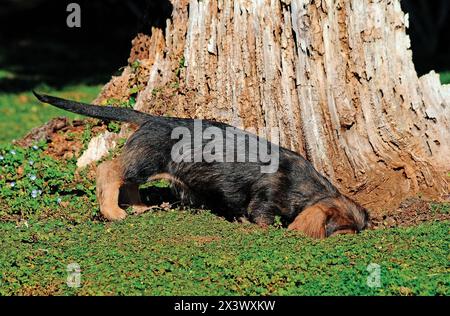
440, 71, 450, 85
0, 84, 102, 143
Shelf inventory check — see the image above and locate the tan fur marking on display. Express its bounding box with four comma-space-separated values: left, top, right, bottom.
96, 159, 127, 220
288, 196, 366, 238
148, 172, 184, 186
287, 204, 327, 238
329, 229, 356, 236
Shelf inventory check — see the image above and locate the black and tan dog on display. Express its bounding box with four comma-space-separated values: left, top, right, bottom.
34, 91, 369, 238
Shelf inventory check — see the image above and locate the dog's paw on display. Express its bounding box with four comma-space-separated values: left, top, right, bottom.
102, 207, 128, 221
132, 205, 149, 215
237, 216, 251, 224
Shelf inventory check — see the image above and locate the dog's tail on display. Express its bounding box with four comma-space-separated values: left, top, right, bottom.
33, 91, 151, 125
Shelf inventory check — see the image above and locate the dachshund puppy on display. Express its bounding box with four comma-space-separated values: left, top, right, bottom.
34, 91, 369, 238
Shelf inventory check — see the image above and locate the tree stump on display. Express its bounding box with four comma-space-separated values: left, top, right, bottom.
91, 0, 450, 213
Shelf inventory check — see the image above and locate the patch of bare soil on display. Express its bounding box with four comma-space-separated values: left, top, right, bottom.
15, 117, 107, 160
370, 197, 450, 229
14, 117, 68, 147
46, 119, 106, 160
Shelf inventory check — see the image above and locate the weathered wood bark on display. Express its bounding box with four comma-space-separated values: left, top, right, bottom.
91, 0, 450, 213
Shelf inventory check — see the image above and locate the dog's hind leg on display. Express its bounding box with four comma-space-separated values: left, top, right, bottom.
96, 159, 128, 220
120, 183, 149, 214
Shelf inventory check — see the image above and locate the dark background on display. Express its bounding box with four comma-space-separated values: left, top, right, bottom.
0, 0, 172, 92
0, 0, 448, 92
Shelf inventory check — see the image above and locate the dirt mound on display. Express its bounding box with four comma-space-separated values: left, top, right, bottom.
14, 117, 69, 148
15, 117, 107, 160
371, 198, 449, 229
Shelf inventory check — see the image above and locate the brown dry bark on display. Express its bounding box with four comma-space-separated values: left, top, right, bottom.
93, 0, 450, 213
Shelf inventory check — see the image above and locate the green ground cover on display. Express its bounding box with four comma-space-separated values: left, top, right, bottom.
440, 71, 450, 85
0, 72, 448, 296
0, 84, 101, 143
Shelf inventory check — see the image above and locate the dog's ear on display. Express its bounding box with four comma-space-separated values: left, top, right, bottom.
287, 204, 328, 239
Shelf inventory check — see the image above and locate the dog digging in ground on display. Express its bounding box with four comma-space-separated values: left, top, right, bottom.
33, 91, 370, 238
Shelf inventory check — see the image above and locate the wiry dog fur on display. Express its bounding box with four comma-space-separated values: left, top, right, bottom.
34, 91, 370, 238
